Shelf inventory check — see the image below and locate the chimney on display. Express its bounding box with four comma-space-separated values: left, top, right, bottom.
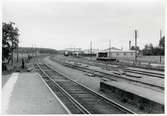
129, 41, 131, 50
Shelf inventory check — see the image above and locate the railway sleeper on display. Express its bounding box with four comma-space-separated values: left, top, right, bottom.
36, 63, 135, 114
42, 77, 87, 114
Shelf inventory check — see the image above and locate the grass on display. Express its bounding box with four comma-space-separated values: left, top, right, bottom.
2, 53, 51, 75
137, 55, 164, 64
115, 55, 164, 64
2, 53, 32, 75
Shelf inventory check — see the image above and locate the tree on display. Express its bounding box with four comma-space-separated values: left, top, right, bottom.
142, 44, 153, 55
152, 47, 161, 55
2, 22, 19, 64
142, 36, 165, 56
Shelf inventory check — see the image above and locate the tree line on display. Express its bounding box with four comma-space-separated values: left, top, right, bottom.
15, 47, 57, 54
130, 36, 165, 56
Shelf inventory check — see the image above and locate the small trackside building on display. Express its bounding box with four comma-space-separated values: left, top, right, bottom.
97, 47, 136, 61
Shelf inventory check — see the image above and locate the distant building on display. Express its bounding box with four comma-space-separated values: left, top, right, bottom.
97, 47, 136, 60
64, 48, 83, 56
83, 49, 100, 54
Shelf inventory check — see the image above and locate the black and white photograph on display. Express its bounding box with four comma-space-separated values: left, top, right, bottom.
2, 0, 165, 114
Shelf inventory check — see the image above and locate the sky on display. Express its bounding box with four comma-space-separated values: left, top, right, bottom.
2, 0, 165, 50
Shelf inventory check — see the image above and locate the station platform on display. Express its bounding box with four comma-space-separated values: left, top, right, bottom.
100, 79, 164, 105
2, 72, 69, 114
100, 79, 164, 113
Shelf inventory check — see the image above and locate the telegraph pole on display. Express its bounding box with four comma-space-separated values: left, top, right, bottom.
109, 40, 111, 58
129, 40, 131, 50
90, 41, 92, 61
16, 44, 19, 62
11, 39, 14, 66
32, 45, 35, 64
35, 44, 36, 62
160, 30, 162, 63
134, 30, 138, 63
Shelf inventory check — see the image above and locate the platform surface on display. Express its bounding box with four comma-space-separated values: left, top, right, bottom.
2, 72, 68, 114
101, 80, 164, 105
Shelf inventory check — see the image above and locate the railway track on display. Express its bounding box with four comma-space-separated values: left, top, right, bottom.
78, 60, 164, 79
123, 68, 164, 78
92, 60, 164, 78
49, 57, 164, 90
51, 56, 164, 78
34, 63, 135, 114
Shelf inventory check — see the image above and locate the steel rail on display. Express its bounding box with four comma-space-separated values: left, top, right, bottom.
123, 69, 164, 78
51, 56, 164, 78
51, 58, 164, 90
43, 63, 136, 114
35, 63, 91, 114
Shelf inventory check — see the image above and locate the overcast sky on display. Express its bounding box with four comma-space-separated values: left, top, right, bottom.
3, 0, 165, 50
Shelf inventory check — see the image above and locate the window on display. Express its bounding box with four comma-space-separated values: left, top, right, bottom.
131, 53, 133, 56
124, 53, 126, 55
117, 53, 119, 56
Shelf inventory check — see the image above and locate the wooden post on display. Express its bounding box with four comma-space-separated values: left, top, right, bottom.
134, 30, 138, 63
90, 41, 92, 61
160, 30, 162, 63
17, 44, 19, 62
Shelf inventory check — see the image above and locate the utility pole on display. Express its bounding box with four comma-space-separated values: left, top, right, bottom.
90, 41, 92, 61
32, 45, 35, 64
129, 40, 131, 50
11, 38, 14, 66
35, 44, 36, 62
109, 40, 111, 58
134, 30, 138, 63
74, 46, 75, 57
160, 30, 162, 63
35, 44, 38, 62
16, 44, 19, 62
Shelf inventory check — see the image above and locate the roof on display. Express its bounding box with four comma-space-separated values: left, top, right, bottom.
100, 47, 135, 53
99, 49, 135, 53
65, 48, 82, 52
104, 47, 121, 51
83, 49, 100, 54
